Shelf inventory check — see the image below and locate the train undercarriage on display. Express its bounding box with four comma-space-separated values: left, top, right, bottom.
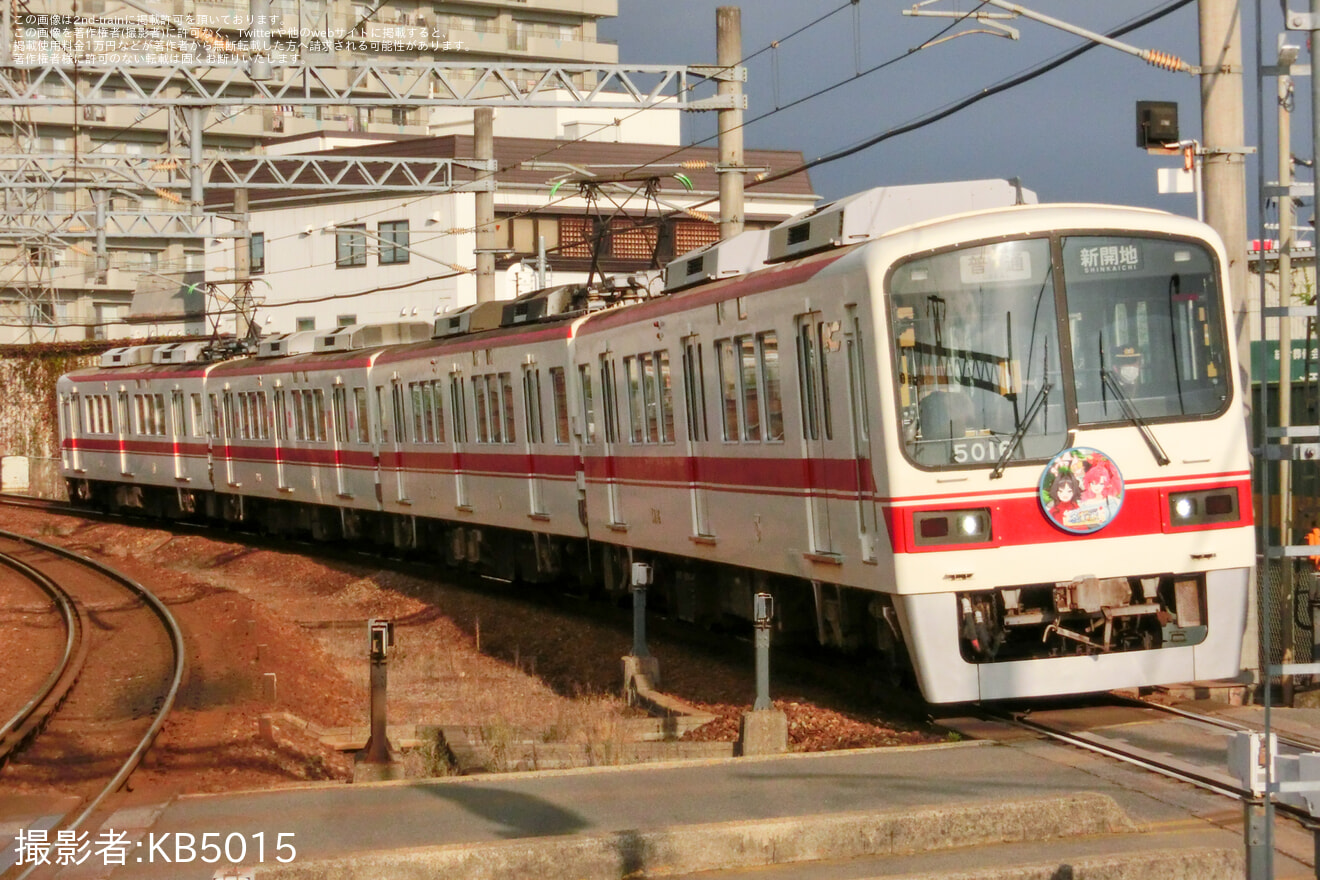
955, 574, 1209, 663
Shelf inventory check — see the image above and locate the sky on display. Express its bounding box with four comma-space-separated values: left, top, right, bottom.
600, 1, 1299, 231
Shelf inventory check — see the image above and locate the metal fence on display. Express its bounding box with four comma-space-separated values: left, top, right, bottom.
1258, 556, 1316, 672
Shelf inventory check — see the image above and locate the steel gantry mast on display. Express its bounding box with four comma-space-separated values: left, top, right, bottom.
0, 0, 742, 341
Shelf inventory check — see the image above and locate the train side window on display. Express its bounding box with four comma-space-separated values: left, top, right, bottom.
134, 394, 146, 435
739, 336, 760, 442
657, 351, 675, 443
312, 390, 327, 442
224, 392, 238, 440
238, 393, 252, 440
818, 323, 834, 440
472, 376, 490, 443
153, 394, 166, 436
485, 375, 504, 443
391, 384, 406, 445
501, 373, 516, 443
758, 332, 783, 442
716, 339, 739, 442
642, 354, 661, 443
274, 390, 288, 442
429, 381, 446, 443
599, 356, 621, 444
420, 382, 437, 443
624, 355, 644, 443
190, 393, 204, 438
291, 390, 305, 441
410, 382, 425, 443
208, 393, 222, 440
171, 391, 184, 438
578, 364, 597, 444
524, 368, 544, 444
550, 367, 569, 444
299, 390, 314, 442
682, 339, 708, 443
333, 386, 349, 445
449, 374, 468, 443
353, 387, 370, 444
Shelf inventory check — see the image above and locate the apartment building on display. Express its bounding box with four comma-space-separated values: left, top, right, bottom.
0, 0, 621, 343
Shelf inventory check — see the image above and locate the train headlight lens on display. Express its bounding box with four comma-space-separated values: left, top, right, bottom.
1168, 488, 1239, 528
914, 508, 992, 546
959, 513, 982, 536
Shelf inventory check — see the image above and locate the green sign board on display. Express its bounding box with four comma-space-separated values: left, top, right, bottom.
1251, 340, 1320, 383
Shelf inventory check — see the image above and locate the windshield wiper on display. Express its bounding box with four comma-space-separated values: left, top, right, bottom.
1100, 370, 1171, 466
990, 381, 1053, 479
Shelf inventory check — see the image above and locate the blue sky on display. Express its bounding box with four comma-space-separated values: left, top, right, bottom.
602, 2, 1293, 227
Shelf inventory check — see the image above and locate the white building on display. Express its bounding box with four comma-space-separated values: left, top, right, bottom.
192, 132, 817, 336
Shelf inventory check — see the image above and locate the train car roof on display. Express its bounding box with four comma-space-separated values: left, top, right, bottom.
374, 316, 577, 365
62, 359, 227, 384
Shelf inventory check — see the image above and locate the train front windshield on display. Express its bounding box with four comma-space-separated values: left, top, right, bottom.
890, 234, 1230, 468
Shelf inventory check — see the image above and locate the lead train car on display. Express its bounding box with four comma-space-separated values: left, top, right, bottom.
58, 195, 1254, 703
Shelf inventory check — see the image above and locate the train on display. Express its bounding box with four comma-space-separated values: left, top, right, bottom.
56, 180, 1256, 703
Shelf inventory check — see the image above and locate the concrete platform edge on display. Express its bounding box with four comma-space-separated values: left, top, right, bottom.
249, 791, 1135, 880
879, 845, 1244, 880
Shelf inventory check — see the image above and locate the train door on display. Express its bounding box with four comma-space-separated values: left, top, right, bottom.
390, 379, 409, 503
63, 392, 81, 472
844, 305, 880, 562
272, 386, 289, 490
796, 314, 836, 556
116, 388, 131, 475
170, 389, 185, 480
220, 389, 237, 486
523, 364, 547, 516
332, 383, 349, 498
681, 335, 713, 537
599, 353, 624, 525
449, 371, 469, 508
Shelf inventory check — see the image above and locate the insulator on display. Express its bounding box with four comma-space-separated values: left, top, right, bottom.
1145, 50, 1186, 72
680, 161, 710, 170
154, 187, 182, 204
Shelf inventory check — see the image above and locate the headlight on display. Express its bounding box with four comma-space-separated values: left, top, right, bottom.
1168, 488, 1239, 527
915, 508, 992, 546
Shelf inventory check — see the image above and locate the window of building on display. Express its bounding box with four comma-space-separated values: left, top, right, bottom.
379, 220, 409, 264
336, 314, 357, 328
610, 217, 658, 260
296, 317, 315, 331
249, 232, 265, 274
559, 216, 597, 258
335, 224, 367, 268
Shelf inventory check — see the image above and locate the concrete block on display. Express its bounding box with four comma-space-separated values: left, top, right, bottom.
738, 709, 787, 756
621, 654, 661, 699
250, 791, 1137, 880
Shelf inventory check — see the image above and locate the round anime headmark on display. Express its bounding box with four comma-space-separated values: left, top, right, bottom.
1039, 447, 1124, 534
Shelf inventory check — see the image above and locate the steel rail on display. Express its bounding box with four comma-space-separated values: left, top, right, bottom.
0, 528, 186, 879
0, 548, 83, 767
985, 701, 1320, 827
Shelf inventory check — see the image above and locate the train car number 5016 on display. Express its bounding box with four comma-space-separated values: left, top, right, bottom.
952, 437, 1006, 464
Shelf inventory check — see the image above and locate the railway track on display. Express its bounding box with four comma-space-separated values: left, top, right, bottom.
972, 696, 1320, 823
0, 528, 186, 880
0, 548, 85, 769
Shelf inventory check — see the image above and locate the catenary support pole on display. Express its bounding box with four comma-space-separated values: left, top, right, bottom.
717, 6, 744, 240
474, 107, 496, 304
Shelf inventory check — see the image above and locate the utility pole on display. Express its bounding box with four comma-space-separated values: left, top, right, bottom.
474, 107, 495, 304
717, 6, 745, 240
1198, 0, 1249, 386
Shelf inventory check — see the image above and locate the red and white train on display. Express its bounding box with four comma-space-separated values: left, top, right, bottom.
57, 181, 1255, 703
